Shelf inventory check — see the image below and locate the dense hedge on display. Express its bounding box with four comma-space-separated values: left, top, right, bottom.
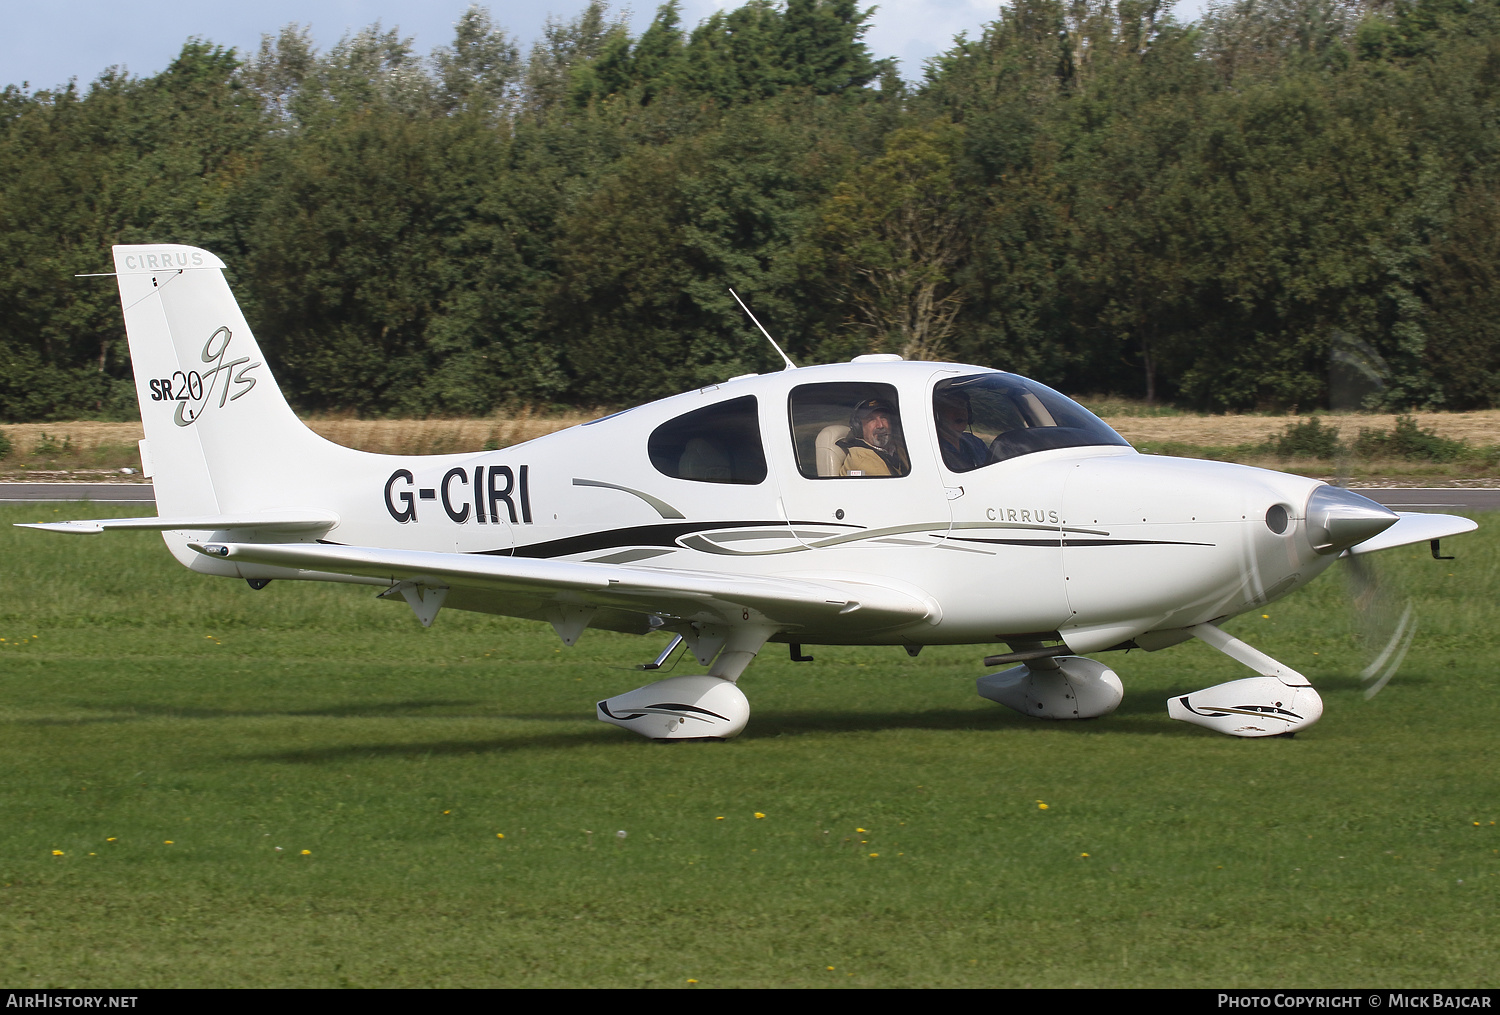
2, 0, 1498, 420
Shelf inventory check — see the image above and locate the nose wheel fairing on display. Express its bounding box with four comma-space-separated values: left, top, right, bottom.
1166, 623, 1324, 737
1168, 677, 1323, 737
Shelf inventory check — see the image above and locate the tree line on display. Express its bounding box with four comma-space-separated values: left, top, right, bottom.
1, 0, 1497, 421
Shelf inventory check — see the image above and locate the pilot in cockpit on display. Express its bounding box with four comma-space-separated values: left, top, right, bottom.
838, 398, 911, 477
934, 388, 991, 473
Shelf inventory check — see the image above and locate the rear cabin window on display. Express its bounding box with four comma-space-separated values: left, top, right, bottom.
647, 395, 767, 484
788, 382, 911, 479
932, 373, 1129, 472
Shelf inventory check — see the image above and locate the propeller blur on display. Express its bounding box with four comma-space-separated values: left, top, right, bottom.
18, 246, 1479, 739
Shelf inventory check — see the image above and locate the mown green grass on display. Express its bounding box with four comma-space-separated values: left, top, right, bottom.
1, 503, 1496, 987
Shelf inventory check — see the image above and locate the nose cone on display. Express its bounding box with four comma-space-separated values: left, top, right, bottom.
1305, 485, 1398, 554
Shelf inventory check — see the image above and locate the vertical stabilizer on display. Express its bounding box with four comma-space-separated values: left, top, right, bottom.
113, 245, 315, 516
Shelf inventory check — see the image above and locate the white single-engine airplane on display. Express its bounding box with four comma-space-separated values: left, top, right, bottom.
21, 245, 1478, 739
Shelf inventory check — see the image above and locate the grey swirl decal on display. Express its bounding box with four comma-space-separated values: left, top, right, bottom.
152, 327, 261, 427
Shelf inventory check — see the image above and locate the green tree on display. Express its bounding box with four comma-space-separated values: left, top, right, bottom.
432, 4, 522, 117
811, 120, 969, 360
0, 43, 265, 420
1423, 179, 1500, 406
547, 100, 860, 402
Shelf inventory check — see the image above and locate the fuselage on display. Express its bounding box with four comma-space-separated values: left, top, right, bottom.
210, 359, 1335, 651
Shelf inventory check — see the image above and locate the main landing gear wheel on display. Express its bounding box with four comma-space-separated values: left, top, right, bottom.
596, 675, 750, 740
977, 655, 1124, 719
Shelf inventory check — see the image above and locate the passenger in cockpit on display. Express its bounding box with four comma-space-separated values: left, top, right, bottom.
838, 398, 910, 477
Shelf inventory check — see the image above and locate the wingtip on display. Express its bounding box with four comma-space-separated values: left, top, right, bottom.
13, 521, 105, 534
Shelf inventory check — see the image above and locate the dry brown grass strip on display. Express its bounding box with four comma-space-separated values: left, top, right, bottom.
8, 409, 1500, 459
302, 415, 587, 455
0, 422, 145, 453
0, 415, 591, 458
1107, 410, 1500, 447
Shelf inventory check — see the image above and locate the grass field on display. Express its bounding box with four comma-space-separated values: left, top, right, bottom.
1, 503, 1497, 988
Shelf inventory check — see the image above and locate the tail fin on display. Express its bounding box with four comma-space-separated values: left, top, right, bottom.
114, 244, 338, 516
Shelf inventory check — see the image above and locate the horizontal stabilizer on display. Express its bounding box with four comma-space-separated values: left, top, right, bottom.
188, 541, 931, 632
16, 509, 339, 536
1347, 511, 1476, 556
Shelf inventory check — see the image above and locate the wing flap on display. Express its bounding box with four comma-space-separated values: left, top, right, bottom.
193, 541, 931, 631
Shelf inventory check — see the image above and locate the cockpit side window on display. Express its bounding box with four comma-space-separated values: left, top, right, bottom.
648, 395, 767, 484
933, 374, 1129, 472
788, 382, 911, 479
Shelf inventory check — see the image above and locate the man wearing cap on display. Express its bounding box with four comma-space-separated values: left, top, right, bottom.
838, 398, 911, 477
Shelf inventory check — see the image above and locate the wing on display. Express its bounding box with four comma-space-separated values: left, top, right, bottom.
1348, 512, 1477, 557
191, 540, 933, 635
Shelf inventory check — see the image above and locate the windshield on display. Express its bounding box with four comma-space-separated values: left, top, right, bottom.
932, 373, 1129, 472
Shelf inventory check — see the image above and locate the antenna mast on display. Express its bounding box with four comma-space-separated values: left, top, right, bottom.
729, 288, 796, 370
